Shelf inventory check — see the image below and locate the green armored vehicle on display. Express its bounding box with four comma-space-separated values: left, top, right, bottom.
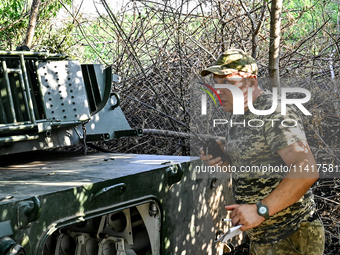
0, 50, 235, 255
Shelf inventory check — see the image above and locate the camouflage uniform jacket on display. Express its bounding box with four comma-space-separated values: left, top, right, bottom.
226, 91, 315, 245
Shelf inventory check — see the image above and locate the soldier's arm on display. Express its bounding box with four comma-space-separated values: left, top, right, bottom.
226, 139, 319, 231
261, 139, 319, 216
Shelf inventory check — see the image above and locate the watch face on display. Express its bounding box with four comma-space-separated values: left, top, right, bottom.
259, 206, 267, 214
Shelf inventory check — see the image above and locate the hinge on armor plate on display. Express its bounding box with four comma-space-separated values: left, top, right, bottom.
114, 129, 143, 138
86, 133, 111, 141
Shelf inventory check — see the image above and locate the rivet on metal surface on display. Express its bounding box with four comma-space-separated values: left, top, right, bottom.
149, 202, 159, 217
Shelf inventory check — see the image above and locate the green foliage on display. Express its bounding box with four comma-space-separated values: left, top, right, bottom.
0, 0, 73, 51
282, 0, 339, 39
0, 0, 26, 21
40, 0, 70, 19
0, 0, 27, 50
1, 0, 339, 70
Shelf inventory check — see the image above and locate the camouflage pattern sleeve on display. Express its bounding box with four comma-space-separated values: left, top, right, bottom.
263, 103, 307, 154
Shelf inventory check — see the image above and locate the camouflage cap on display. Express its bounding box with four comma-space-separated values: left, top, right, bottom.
201, 49, 258, 77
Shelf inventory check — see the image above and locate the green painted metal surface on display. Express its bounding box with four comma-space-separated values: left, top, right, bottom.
0, 152, 236, 255
0, 50, 239, 254
0, 51, 140, 155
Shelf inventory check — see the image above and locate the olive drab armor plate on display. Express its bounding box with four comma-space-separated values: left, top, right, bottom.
0, 50, 141, 155
37, 60, 91, 122
0, 50, 239, 255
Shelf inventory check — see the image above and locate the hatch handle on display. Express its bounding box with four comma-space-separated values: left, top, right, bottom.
165, 164, 184, 187
90, 183, 126, 202
17, 196, 41, 229
110, 92, 120, 110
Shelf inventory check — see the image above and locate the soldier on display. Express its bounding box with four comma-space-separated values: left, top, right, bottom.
199, 49, 325, 254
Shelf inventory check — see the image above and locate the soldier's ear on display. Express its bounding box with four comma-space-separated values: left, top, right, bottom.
250, 75, 257, 86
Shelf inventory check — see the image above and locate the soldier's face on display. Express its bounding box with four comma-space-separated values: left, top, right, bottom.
213, 72, 255, 113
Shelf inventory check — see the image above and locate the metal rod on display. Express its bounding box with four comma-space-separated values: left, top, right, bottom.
16, 69, 31, 122
0, 134, 39, 144
142, 128, 226, 143
51, 121, 82, 127
0, 121, 33, 127
1, 60, 17, 123
34, 60, 47, 119
0, 86, 7, 123
19, 54, 36, 123
6, 68, 22, 73
0, 124, 36, 130
0, 50, 66, 58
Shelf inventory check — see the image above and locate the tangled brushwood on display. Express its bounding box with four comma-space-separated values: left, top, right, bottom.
38, 0, 340, 253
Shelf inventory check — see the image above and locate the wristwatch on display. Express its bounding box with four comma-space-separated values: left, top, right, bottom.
256, 202, 269, 220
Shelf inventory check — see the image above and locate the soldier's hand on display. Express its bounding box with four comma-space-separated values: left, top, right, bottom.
216, 139, 227, 154
199, 139, 226, 166
225, 204, 265, 231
